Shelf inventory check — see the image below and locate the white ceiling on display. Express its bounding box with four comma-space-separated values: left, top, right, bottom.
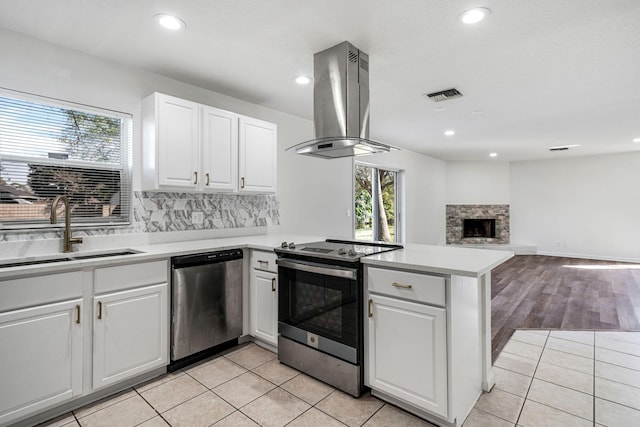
1, 0, 639, 162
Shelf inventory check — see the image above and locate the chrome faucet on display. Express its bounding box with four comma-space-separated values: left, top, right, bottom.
50, 195, 83, 253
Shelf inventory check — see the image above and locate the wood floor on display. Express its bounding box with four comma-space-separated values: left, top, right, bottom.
491, 255, 640, 361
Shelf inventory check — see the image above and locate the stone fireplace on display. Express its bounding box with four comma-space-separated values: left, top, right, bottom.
446, 205, 510, 244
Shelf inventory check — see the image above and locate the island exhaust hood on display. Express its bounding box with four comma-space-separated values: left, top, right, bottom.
289, 41, 397, 159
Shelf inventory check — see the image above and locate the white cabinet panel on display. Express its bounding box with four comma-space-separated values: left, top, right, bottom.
367, 294, 447, 418
239, 117, 277, 193
202, 107, 238, 192
93, 283, 168, 389
0, 299, 83, 425
250, 269, 278, 345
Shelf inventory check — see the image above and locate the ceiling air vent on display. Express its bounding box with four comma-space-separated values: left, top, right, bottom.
425, 88, 463, 102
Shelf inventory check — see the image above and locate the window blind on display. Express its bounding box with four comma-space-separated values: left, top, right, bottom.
0, 90, 132, 228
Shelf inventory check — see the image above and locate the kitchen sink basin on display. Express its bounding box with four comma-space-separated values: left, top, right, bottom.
0, 250, 141, 269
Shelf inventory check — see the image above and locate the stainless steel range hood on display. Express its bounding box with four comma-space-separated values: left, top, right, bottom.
289, 41, 397, 159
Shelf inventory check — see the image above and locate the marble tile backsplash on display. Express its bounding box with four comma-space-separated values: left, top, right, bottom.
0, 191, 279, 243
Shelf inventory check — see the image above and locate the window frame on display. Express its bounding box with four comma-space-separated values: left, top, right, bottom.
0, 88, 133, 230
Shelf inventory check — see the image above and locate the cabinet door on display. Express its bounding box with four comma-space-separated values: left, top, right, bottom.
250, 269, 278, 345
239, 117, 277, 193
93, 283, 168, 389
202, 107, 238, 192
0, 299, 83, 425
367, 294, 448, 417
157, 94, 200, 189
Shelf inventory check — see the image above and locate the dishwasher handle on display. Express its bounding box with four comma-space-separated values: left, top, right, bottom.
172, 249, 243, 268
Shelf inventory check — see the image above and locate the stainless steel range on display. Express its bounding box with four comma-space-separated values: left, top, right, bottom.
275, 239, 402, 396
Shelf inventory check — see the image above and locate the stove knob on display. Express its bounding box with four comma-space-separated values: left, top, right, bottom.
348, 249, 358, 257
288, 242, 296, 249
281, 241, 288, 248
338, 248, 347, 255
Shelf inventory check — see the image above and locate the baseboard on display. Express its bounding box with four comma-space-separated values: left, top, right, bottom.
536, 251, 640, 264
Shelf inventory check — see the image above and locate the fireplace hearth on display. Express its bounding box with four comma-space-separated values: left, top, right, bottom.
446, 204, 510, 244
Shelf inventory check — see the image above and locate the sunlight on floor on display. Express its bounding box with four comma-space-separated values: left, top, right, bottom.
563, 264, 640, 270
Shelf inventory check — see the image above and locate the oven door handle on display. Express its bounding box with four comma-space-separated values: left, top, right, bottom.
276, 259, 357, 280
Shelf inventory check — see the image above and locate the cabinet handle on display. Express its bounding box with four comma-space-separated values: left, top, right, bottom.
258, 260, 269, 266
97, 301, 102, 320
240, 177, 245, 189
193, 171, 198, 185
271, 277, 276, 292
75, 305, 81, 324
205, 173, 210, 186
392, 282, 412, 289
368, 299, 373, 318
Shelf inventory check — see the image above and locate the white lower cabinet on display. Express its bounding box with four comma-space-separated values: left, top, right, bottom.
0, 299, 83, 425
93, 283, 168, 389
249, 269, 278, 345
367, 294, 448, 418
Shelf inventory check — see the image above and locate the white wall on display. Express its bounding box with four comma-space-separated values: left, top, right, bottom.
361, 149, 447, 245
446, 161, 510, 205
510, 152, 640, 262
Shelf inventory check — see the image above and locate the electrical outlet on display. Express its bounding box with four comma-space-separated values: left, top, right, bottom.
192, 211, 204, 225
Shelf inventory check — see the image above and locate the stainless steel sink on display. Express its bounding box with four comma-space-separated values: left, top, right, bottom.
0, 250, 141, 269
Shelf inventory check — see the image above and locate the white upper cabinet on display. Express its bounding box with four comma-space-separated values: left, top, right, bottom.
239, 117, 277, 193
142, 93, 277, 194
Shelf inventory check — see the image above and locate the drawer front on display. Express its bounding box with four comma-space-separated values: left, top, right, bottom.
94, 260, 168, 294
367, 267, 445, 307
0, 272, 84, 312
250, 250, 278, 273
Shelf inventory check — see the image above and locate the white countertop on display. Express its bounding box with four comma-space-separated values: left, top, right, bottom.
362, 243, 514, 277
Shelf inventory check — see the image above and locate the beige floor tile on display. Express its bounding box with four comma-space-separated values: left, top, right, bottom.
74, 388, 137, 418
136, 416, 169, 427
540, 348, 594, 375
518, 399, 592, 427
595, 335, 640, 356
595, 377, 640, 411
212, 411, 259, 426
162, 390, 234, 426
595, 398, 640, 426
473, 388, 524, 423
280, 373, 335, 405
187, 357, 247, 389
141, 374, 207, 413
213, 371, 275, 408
545, 337, 594, 359
462, 408, 514, 427
595, 360, 640, 388
76, 395, 156, 427
502, 340, 543, 361
135, 371, 185, 393
225, 343, 277, 369
363, 404, 435, 426
526, 379, 593, 420
37, 412, 77, 427
549, 331, 595, 346
534, 362, 593, 394
596, 331, 640, 345
595, 347, 640, 371
511, 330, 548, 347
316, 391, 384, 427
494, 352, 538, 377
288, 408, 347, 426
251, 358, 299, 385
240, 388, 310, 427
493, 367, 533, 397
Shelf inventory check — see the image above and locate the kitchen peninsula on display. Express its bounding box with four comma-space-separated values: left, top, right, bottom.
0, 235, 511, 427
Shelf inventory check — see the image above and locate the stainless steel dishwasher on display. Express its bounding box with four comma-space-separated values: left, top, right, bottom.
170, 249, 243, 370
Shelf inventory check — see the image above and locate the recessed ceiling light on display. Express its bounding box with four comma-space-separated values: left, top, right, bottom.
460, 7, 491, 24
489, 152, 498, 157
471, 110, 484, 115
295, 76, 312, 85
434, 107, 447, 112
633, 138, 640, 143
444, 130, 455, 136
155, 14, 186, 31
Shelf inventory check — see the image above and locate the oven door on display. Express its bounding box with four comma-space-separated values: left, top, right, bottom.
277, 258, 360, 364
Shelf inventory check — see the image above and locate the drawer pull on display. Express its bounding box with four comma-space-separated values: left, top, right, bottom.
75, 305, 81, 324
194, 171, 198, 185
271, 277, 276, 292
97, 301, 103, 320
368, 299, 373, 317
392, 282, 413, 289
240, 177, 245, 189
205, 173, 210, 186
258, 260, 269, 266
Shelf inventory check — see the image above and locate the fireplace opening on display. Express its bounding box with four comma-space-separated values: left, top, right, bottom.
463, 219, 496, 238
